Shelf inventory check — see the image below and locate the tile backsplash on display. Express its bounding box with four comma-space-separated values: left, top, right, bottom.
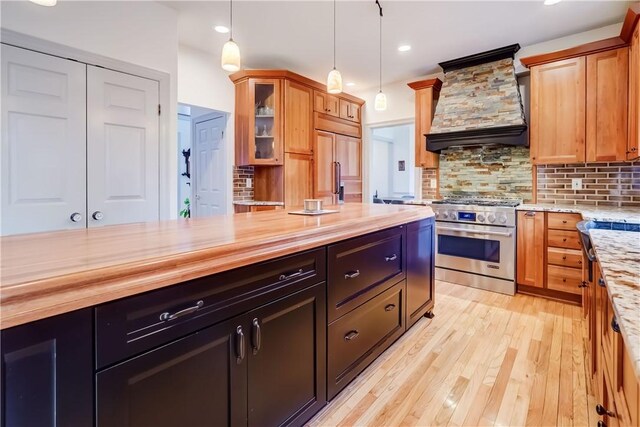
233, 166, 254, 201
536, 162, 640, 207
422, 168, 438, 199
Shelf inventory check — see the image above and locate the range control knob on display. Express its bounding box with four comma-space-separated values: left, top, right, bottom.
434, 211, 440, 219
487, 213, 496, 223
498, 215, 507, 224
449, 211, 457, 220
477, 214, 485, 222
442, 211, 449, 219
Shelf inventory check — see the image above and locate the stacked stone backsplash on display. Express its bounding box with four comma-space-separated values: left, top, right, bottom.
233, 166, 254, 201
438, 145, 533, 201
536, 162, 640, 207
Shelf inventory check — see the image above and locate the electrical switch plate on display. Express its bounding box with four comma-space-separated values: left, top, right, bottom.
246, 178, 252, 188
571, 178, 582, 190
430, 179, 437, 188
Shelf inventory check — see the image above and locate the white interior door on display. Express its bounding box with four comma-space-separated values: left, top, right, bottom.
193, 115, 226, 217
87, 66, 160, 227
1, 44, 87, 236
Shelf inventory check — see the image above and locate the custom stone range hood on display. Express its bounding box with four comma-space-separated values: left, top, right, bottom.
427, 44, 528, 153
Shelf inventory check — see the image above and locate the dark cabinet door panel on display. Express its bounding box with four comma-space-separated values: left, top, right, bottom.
248, 283, 326, 427
406, 218, 435, 328
1, 308, 93, 427
328, 226, 404, 322
327, 281, 405, 399
97, 319, 247, 427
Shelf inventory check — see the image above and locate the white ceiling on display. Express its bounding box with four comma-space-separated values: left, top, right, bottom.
163, 0, 633, 90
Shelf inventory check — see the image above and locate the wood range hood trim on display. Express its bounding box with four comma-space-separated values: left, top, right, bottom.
425, 124, 528, 153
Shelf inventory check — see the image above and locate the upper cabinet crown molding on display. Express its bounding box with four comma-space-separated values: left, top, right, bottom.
520, 5, 639, 68
407, 78, 443, 92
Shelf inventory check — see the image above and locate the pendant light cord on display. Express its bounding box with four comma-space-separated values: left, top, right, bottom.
333, 0, 336, 69
376, 0, 383, 92
230, 0, 233, 40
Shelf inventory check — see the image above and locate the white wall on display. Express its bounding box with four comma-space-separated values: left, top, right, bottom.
1, 0, 180, 218
178, 44, 236, 213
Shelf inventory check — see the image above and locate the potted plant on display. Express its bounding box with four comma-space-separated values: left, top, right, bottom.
179, 197, 191, 219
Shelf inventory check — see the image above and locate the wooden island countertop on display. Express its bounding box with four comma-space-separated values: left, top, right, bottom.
0, 203, 433, 330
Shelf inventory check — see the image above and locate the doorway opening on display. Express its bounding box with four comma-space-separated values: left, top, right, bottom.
370, 123, 417, 202
177, 103, 228, 218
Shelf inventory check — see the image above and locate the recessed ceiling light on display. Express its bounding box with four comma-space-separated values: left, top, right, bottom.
543, 0, 562, 5
346, 82, 356, 87
214, 25, 230, 34
398, 45, 412, 52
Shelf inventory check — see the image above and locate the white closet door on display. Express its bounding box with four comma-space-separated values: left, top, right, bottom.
194, 115, 226, 217
1, 44, 87, 236
87, 66, 160, 227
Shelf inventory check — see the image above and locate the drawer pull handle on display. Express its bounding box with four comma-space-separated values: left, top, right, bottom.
159, 300, 204, 322
611, 316, 621, 334
562, 220, 568, 224
525, 212, 536, 217
279, 268, 304, 281
596, 404, 614, 417
345, 270, 360, 279
385, 304, 396, 312
562, 256, 567, 260
344, 330, 360, 341
562, 278, 567, 283
236, 326, 245, 364
385, 254, 398, 262
598, 277, 606, 288
252, 318, 261, 355
563, 238, 567, 242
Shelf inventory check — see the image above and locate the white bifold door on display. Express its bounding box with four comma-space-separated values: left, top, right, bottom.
1, 45, 160, 235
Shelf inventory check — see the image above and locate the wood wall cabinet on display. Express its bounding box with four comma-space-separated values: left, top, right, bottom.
408, 79, 442, 168
338, 99, 361, 123
530, 57, 586, 165
314, 91, 339, 117
516, 211, 583, 304
285, 80, 314, 155
586, 48, 629, 162
313, 131, 337, 205
284, 152, 314, 207
313, 131, 362, 205
516, 210, 545, 288
629, 21, 640, 160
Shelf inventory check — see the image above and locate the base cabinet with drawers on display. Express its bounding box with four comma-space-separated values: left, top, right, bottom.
0, 218, 435, 427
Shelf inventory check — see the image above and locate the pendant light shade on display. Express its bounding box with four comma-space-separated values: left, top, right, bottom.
374, 91, 387, 111
29, 0, 57, 6
221, 39, 241, 72
327, 0, 343, 94
221, 0, 241, 72
327, 68, 343, 94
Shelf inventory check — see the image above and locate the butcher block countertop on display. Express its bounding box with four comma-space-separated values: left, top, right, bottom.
0, 204, 433, 330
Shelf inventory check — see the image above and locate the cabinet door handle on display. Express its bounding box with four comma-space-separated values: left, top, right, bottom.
385, 254, 398, 262
562, 220, 568, 224
596, 404, 615, 417
562, 256, 567, 260
236, 326, 245, 364
251, 318, 261, 355
334, 162, 340, 194
385, 304, 396, 312
579, 281, 588, 288
563, 238, 567, 242
524, 211, 536, 217
611, 316, 621, 334
159, 300, 204, 322
336, 162, 342, 194
344, 330, 359, 341
344, 270, 360, 279
279, 268, 304, 281
598, 277, 606, 288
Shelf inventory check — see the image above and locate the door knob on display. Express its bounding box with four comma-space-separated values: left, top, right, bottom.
92, 211, 104, 220
70, 212, 83, 223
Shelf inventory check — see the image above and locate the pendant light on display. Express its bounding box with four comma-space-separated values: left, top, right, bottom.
29, 0, 57, 5
327, 0, 343, 94
221, 0, 241, 72
374, 0, 387, 111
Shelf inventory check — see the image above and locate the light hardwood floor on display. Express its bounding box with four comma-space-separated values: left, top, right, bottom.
308, 281, 596, 427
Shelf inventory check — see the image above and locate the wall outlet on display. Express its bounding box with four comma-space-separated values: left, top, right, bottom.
430, 179, 437, 189
246, 178, 252, 188
571, 178, 582, 190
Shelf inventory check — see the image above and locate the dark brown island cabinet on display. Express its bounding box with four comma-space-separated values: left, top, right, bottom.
1, 217, 435, 427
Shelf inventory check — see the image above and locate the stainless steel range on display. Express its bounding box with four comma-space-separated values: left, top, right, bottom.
431, 198, 520, 295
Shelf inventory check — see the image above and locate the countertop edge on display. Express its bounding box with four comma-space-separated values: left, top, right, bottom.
1, 209, 434, 330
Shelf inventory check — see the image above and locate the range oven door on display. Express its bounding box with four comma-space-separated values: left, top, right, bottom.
435, 222, 515, 281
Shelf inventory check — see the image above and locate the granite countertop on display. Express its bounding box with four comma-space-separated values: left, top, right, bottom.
517, 203, 640, 223
589, 229, 640, 381
233, 200, 285, 206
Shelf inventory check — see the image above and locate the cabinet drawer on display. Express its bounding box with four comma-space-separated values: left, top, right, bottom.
327, 281, 405, 399
95, 248, 326, 369
327, 226, 404, 322
547, 229, 582, 249
547, 247, 583, 269
547, 212, 581, 230
547, 265, 582, 294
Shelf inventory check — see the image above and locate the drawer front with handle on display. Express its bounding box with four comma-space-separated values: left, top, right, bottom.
327, 281, 405, 399
95, 248, 326, 369
327, 226, 404, 322
547, 264, 582, 294
547, 229, 582, 250
547, 247, 583, 269
547, 212, 582, 231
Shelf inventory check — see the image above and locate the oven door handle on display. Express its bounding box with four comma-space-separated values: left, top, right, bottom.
436, 226, 513, 238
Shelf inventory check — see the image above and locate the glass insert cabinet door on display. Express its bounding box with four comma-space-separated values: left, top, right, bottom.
249, 79, 283, 165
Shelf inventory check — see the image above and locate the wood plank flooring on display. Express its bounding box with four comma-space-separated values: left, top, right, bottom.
308, 281, 593, 427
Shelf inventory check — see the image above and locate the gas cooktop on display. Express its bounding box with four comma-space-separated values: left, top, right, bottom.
431, 198, 521, 208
